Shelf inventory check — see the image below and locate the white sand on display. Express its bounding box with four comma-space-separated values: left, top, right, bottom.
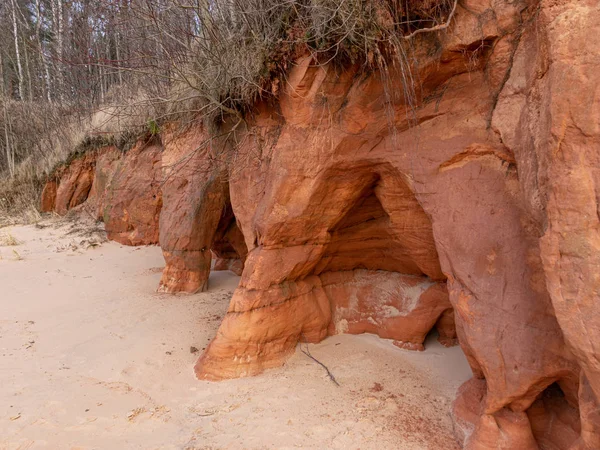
0, 218, 472, 450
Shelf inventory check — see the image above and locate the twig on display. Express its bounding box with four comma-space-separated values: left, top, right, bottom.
299, 335, 340, 387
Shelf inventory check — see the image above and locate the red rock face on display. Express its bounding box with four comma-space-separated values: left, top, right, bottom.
212, 204, 247, 264
322, 271, 452, 351
86, 146, 121, 220
488, 0, 600, 447
41, 141, 163, 247
40, 179, 57, 213
41, 128, 248, 288
103, 138, 163, 246
193, 0, 600, 447
157, 124, 248, 293
527, 384, 582, 449
213, 257, 244, 276
211, 216, 246, 277
53, 153, 96, 215
42, 146, 119, 217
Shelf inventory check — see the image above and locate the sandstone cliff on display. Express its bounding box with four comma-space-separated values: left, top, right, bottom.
40, 0, 600, 448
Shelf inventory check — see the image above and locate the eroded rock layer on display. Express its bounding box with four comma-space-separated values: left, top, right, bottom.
53, 152, 96, 215
157, 123, 248, 293
41, 142, 162, 245
41, 128, 248, 291
322, 270, 452, 351
102, 138, 163, 246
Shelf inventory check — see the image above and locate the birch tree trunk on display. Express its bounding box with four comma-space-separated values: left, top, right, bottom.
51, 0, 65, 100
10, 0, 25, 101
24, 37, 33, 102
36, 0, 53, 102
0, 51, 14, 178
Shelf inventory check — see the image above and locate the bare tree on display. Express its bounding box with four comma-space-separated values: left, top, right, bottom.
51, 0, 64, 99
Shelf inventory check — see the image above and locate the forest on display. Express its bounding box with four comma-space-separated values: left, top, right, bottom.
0, 0, 209, 180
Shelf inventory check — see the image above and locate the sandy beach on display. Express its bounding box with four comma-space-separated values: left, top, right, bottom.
1, 218, 471, 450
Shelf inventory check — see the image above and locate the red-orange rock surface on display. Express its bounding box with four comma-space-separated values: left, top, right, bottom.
212, 257, 244, 276
53, 153, 96, 215
527, 384, 582, 450
41, 139, 163, 246
322, 270, 452, 351
40, 179, 57, 213
102, 137, 162, 245
193, 0, 600, 448
211, 204, 247, 272
41, 147, 116, 216
157, 123, 248, 293
435, 307, 458, 348
86, 146, 121, 220
453, 379, 540, 450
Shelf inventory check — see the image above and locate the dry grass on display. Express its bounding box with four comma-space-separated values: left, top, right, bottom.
0, 100, 85, 225
0, 229, 21, 246
0, 165, 44, 228
0, 101, 87, 176
160, 0, 457, 128
0, 89, 152, 225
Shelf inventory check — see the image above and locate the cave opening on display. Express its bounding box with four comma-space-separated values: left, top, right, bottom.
309, 167, 461, 353
527, 382, 582, 449
195, 163, 473, 391
211, 201, 248, 277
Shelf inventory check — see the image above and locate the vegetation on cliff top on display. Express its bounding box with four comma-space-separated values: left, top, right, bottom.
0, 0, 455, 224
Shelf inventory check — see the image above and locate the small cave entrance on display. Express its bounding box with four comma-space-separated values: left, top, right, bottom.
527, 382, 582, 449
210, 201, 248, 277
309, 168, 460, 353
